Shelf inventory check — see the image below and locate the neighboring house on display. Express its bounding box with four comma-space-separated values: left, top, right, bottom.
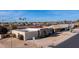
48, 24, 73, 32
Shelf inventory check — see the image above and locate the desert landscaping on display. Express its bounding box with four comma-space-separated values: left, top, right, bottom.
0, 31, 77, 48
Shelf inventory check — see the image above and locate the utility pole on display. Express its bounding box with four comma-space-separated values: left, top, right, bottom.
11, 37, 12, 48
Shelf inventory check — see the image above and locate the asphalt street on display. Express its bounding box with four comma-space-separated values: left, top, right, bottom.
55, 34, 79, 48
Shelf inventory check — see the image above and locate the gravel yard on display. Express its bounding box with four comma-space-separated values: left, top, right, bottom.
0, 31, 77, 48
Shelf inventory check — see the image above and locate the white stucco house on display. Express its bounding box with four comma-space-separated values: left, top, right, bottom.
12, 28, 54, 41
12, 28, 40, 41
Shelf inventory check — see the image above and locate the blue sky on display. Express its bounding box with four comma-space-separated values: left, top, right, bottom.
0, 10, 79, 22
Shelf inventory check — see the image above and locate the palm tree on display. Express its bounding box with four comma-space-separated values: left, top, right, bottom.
19, 17, 27, 25
19, 17, 26, 21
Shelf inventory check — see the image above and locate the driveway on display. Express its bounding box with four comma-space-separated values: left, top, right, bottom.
54, 34, 79, 48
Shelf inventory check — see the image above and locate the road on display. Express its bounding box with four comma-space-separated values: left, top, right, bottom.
54, 34, 79, 48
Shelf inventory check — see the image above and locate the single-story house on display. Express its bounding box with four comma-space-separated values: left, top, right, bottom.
48, 24, 75, 32
12, 28, 54, 41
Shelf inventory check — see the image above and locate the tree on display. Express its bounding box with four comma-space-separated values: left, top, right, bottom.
0, 26, 8, 34
19, 17, 27, 21
64, 20, 67, 24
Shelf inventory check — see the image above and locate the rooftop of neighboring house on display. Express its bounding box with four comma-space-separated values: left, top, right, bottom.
48, 24, 74, 29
